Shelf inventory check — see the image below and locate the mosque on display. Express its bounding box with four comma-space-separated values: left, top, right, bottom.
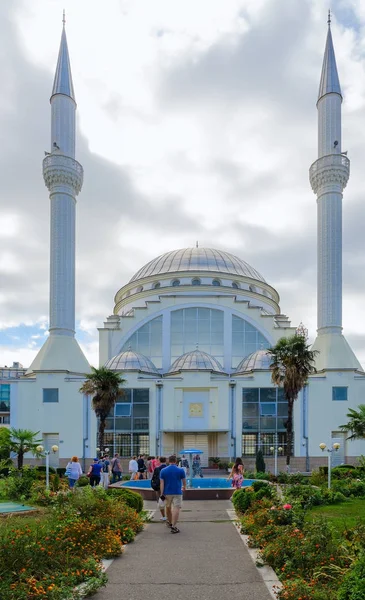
10, 16, 365, 470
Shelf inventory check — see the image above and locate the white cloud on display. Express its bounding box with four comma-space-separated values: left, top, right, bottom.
0, 0, 364, 368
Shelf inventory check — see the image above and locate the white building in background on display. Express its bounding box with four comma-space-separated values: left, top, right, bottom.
11, 17, 365, 469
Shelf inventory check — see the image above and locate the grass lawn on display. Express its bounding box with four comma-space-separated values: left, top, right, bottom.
307, 498, 365, 532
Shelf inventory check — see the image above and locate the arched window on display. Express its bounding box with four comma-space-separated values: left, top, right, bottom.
191, 278, 201, 286
170, 308, 224, 364
232, 282, 239, 289
172, 279, 180, 287
122, 316, 163, 368
153, 282, 161, 289
136, 286, 143, 293
212, 279, 221, 286
232, 315, 270, 369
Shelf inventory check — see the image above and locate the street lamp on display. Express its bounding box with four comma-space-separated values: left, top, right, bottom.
269, 444, 284, 476
36, 444, 59, 489
319, 442, 340, 489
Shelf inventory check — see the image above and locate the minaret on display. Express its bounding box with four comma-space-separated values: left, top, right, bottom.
27, 15, 89, 374
310, 13, 362, 371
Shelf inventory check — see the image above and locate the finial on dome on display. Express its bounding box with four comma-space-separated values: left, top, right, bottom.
296, 322, 308, 340
63, 9, 66, 26
327, 9, 331, 26
196, 241, 199, 248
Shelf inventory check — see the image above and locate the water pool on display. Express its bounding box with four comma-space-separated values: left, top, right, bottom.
123, 478, 254, 490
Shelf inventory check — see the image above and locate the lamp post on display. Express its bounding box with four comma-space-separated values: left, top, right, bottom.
319, 442, 340, 489
269, 443, 284, 476
36, 444, 59, 489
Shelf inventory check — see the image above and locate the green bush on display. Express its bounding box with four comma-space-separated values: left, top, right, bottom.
56, 467, 66, 477
232, 488, 254, 513
107, 487, 144, 513
254, 471, 270, 480
284, 484, 324, 507
321, 488, 347, 504
338, 553, 365, 599
2, 467, 38, 500
34, 465, 57, 474
310, 469, 327, 486
76, 475, 90, 487
252, 480, 270, 492
277, 471, 289, 484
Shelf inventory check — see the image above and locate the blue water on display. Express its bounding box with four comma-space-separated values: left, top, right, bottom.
123, 478, 254, 490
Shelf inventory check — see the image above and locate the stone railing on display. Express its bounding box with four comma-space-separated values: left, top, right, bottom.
309, 153, 350, 194
43, 154, 84, 195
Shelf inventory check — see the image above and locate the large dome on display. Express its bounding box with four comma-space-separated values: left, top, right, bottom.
129, 247, 266, 283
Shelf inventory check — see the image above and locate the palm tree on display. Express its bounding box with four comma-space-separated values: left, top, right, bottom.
268, 335, 318, 468
80, 367, 125, 451
9, 428, 43, 469
339, 405, 365, 440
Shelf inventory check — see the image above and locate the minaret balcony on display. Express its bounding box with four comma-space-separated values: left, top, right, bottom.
309, 153, 349, 194
43, 154, 84, 195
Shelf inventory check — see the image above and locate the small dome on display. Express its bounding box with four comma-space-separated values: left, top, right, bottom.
129, 247, 265, 283
235, 349, 272, 374
168, 349, 226, 374
105, 350, 160, 375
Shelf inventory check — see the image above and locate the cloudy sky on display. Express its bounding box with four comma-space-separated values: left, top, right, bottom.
1, 0, 365, 368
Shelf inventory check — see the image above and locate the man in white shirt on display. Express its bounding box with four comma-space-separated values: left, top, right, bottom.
128, 455, 138, 480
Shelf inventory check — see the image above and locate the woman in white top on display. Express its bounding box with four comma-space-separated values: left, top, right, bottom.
66, 456, 83, 489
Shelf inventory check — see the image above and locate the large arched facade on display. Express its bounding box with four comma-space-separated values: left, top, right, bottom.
98, 247, 297, 464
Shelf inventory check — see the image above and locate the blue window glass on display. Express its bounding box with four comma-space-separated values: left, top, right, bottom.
43, 389, 59, 403
260, 403, 276, 416
332, 387, 348, 401
115, 404, 131, 416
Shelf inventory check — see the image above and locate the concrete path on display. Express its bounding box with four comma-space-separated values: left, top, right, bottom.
93, 500, 274, 600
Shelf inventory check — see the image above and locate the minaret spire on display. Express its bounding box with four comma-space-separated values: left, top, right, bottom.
309, 14, 362, 371
317, 13, 341, 106
27, 17, 89, 374
51, 15, 75, 104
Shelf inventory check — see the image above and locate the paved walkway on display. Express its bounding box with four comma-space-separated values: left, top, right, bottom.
93, 500, 275, 600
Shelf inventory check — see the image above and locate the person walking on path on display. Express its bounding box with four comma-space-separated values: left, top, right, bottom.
110, 453, 122, 483
137, 454, 147, 479
129, 456, 138, 480
65, 456, 83, 490
150, 456, 168, 521
100, 454, 111, 489
160, 455, 186, 534
228, 457, 244, 489
88, 458, 103, 487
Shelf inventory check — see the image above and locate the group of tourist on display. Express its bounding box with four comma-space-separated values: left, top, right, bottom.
149, 455, 245, 535
65, 453, 123, 489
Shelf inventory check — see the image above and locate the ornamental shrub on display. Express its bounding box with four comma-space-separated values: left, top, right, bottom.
277, 578, 338, 600
232, 488, 254, 513
107, 487, 144, 513
252, 480, 269, 492
76, 474, 90, 487
338, 553, 365, 599
256, 449, 266, 473
284, 484, 323, 508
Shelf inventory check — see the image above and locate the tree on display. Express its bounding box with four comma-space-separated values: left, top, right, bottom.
256, 449, 266, 473
339, 405, 365, 440
0, 427, 11, 462
79, 367, 126, 452
9, 428, 43, 469
268, 335, 318, 468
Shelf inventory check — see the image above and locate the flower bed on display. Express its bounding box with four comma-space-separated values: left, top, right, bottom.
0, 486, 144, 599
235, 481, 365, 599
